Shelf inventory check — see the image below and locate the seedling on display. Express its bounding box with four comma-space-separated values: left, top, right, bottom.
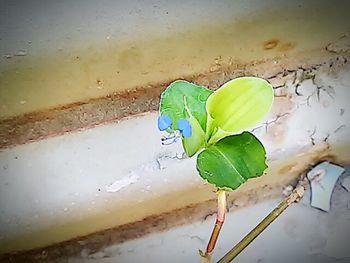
158, 77, 274, 261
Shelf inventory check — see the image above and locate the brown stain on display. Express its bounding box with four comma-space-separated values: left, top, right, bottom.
263, 39, 280, 50
263, 39, 296, 52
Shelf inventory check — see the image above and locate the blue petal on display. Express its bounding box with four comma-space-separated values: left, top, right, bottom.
158, 115, 173, 131
176, 119, 192, 138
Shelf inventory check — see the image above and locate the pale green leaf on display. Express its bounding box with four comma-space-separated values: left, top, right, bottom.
206, 77, 273, 144
196, 132, 267, 190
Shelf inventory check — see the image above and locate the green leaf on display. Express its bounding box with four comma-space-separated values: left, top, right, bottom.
206, 77, 273, 144
159, 80, 213, 156
196, 132, 267, 190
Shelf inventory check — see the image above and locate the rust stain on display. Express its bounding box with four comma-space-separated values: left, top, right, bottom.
263, 39, 296, 52
263, 39, 280, 50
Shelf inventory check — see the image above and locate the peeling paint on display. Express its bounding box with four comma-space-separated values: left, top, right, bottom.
106, 174, 139, 193
307, 162, 345, 212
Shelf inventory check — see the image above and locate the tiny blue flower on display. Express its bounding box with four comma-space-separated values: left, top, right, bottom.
157, 115, 172, 131
158, 115, 192, 145
176, 119, 192, 138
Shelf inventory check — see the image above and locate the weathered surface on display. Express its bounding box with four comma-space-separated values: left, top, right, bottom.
0, 2, 350, 260
1, 51, 349, 260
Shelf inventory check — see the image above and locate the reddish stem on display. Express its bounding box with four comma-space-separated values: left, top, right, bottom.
202, 190, 227, 258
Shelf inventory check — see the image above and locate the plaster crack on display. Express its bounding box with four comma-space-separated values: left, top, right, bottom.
334, 124, 346, 133
309, 127, 317, 146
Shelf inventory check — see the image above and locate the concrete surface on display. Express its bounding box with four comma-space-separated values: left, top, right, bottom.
66, 169, 350, 263
0, 59, 350, 255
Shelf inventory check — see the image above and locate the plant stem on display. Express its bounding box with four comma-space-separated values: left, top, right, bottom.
200, 190, 227, 261
217, 185, 305, 263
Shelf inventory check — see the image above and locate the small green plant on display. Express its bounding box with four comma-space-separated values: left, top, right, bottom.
158, 77, 274, 261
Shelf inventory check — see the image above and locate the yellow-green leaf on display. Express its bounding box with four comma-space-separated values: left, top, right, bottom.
206, 77, 273, 144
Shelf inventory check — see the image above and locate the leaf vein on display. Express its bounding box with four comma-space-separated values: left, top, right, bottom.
212, 146, 245, 183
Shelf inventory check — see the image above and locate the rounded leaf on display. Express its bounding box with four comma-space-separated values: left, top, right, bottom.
196, 132, 267, 190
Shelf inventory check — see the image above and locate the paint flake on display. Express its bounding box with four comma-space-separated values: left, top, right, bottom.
307, 161, 345, 212
106, 173, 139, 193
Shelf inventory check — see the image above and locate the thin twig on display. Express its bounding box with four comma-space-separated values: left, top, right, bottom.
217, 185, 305, 263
